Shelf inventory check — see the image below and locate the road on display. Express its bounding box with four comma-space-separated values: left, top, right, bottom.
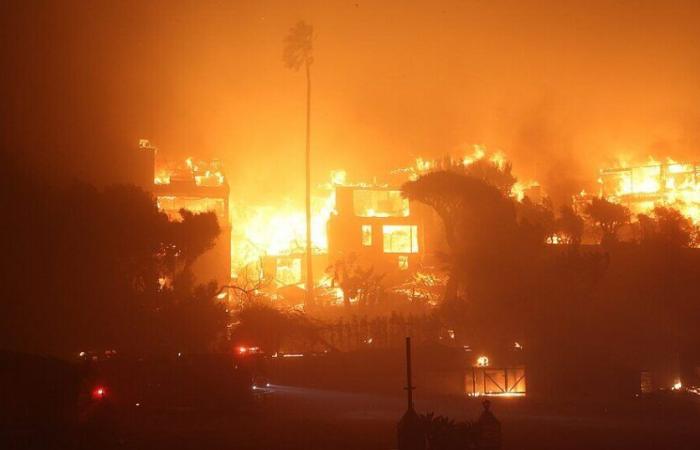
261, 383, 700, 450
14, 383, 697, 449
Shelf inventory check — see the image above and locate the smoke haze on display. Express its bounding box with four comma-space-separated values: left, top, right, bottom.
3, 0, 700, 203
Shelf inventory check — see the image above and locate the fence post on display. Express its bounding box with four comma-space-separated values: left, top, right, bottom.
397, 337, 425, 450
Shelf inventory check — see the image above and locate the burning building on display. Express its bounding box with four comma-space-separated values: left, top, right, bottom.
230, 182, 335, 293
599, 159, 700, 223
132, 143, 538, 302
230, 171, 433, 303
137, 140, 232, 287
327, 185, 425, 278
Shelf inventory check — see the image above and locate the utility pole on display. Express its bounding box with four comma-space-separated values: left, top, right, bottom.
397, 337, 424, 450
405, 336, 415, 410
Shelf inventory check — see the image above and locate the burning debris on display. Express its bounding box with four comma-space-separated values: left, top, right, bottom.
598, 157, 700, 224
231, 191, 335, 277
154, 156, 226, 188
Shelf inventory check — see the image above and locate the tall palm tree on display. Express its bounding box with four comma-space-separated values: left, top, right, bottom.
284, 21, 314, 307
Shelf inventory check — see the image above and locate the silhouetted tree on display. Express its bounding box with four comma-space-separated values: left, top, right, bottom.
169, 208, 220, 273
403, 171, 515, 251
555, 205, 584, 246
405, 171, 545, 348
0, 176, 225, 357
403, 171, 520, 308
462, 158, 517, 195
517, 196, 555, 243
585, 197, 630, 245
157, 280, 228, 354
638, 206, 696, 248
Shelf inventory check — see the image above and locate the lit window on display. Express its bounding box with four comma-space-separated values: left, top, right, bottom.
398, 255, 409, 270
353, 190, 409, 217
382, 225, 419, 253
361, 224, 372, 246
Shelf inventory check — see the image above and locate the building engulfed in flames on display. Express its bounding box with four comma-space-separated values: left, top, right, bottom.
230, 180, 336, 288
599, 158, 700, 224
137, 136, 700, 308
138, 140, 231, 288
136, 141, 547, 300
328, 186, 422, 273
132, 140, 700, 397
237, 173, 432, 302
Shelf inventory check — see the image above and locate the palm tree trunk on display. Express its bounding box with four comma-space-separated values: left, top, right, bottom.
305, 61, 314, 308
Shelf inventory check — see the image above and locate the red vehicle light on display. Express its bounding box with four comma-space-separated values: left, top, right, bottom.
91, 386, 107, 400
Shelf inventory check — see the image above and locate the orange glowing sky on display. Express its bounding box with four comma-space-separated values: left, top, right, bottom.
3, 0, 700, 203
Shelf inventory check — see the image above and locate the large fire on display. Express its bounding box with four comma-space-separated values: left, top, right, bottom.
228, 146, 539, 280
397, 145, 540, 201
154, 147, 541, 281
230, 191, 336, 276
154, 157, 226, 187
151, 149, 700, 285
600, 157, 700, 224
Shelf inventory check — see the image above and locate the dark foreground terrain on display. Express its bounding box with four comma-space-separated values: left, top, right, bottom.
3, 351, 699, 449
4, 383, 699, 450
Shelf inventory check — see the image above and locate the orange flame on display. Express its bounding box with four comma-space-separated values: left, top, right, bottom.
601, 157, 700, 224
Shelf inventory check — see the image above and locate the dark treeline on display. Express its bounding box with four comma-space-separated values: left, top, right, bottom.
227, 161, 700, 394
0, 156, 227, 358
3, 149, 700, 395
402, 164, 700, 396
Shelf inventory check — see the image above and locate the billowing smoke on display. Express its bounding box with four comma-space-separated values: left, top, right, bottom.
2, 0, 699, 204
